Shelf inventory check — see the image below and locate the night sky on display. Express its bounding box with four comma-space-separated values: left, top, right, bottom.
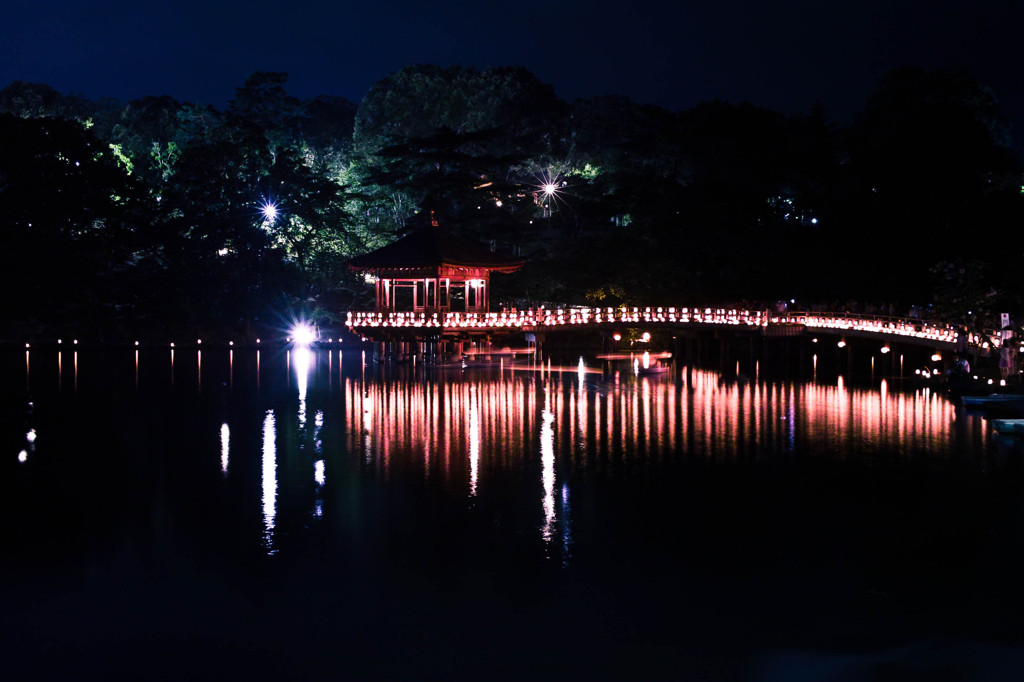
2, 0, 1022, 130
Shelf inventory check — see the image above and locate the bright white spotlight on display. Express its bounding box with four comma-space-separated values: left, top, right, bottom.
543, 183, 556, 196
261, 201, 278, 223
291, 323, 316, 347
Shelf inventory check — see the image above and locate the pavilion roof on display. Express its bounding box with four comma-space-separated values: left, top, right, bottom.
348, 225, 525, 273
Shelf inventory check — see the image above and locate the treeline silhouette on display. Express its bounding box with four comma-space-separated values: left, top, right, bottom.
1, 65, 1020, 341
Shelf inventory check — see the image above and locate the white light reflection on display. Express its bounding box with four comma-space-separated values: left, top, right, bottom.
220, 423, 230, 474
469, 386, 480, 497
577, 356, 586, 387
363, 389, 374, 464
294, 346, 311, 429
540, 393, 556, 543
314, 458, 326, 518
262, 410, 277, 554
313, 407, 327, 519
560, 483, 572, 567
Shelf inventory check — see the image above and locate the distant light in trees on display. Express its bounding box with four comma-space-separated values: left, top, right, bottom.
536, 170, 565, 202
261, 201, 279, 223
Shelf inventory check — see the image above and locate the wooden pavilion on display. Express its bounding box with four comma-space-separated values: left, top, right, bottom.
348, 213, 524, 315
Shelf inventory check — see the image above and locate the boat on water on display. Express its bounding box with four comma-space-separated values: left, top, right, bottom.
992, 419, 1024, 435
634, 351, 671, 376
961, 394, 1024, 408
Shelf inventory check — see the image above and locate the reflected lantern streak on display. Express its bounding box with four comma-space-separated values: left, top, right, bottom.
540, 394, 556, 543
469, 386, 480, 496
293, 347, 311, 429
220, 423, 230, 474
262, 410, 277, 554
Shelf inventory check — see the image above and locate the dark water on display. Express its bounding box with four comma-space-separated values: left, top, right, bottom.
3, 346, 1024, 680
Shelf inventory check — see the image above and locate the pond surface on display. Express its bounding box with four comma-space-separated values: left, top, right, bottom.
3, 347, 1024, 680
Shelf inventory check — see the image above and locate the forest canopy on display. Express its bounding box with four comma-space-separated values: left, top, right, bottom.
1, 65, 1021, 341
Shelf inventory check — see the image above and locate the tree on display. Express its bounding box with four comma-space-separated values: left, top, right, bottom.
107, 95, 186, 184
0, 114, 143, 337
227, 71, 303, 162
837, 68, 1023, 305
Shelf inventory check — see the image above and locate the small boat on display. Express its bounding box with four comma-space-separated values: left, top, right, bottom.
961, 394, 1024, 408
992, 419, 1024, 435
634, 351, 671, 376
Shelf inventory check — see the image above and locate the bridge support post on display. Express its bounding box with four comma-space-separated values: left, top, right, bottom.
525, 332, 545, 362
749, 335, 757, 377
718, 333, 731, 374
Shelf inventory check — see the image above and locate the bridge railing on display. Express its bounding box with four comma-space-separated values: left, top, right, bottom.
346, 307, 771, 330
346, 307, 1000, 349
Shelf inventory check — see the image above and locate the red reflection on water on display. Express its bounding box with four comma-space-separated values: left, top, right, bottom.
345, 369, 957, 485
337, 366, 958, 559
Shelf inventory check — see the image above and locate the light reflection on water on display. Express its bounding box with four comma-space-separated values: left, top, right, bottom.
220, 422, 230, 475
292, 346, 311, 429
8, 346, 1016, 679
262, 410, 277, 555
540, 390, 556, 543
469, 385, 480, 497
9, 348, 967, 563
335, 363, 959, 561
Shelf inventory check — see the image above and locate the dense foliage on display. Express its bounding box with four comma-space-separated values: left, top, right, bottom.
1, 65, 1021, 340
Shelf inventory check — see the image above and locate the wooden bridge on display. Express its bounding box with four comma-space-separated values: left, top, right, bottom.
346, 306, 1000, 352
